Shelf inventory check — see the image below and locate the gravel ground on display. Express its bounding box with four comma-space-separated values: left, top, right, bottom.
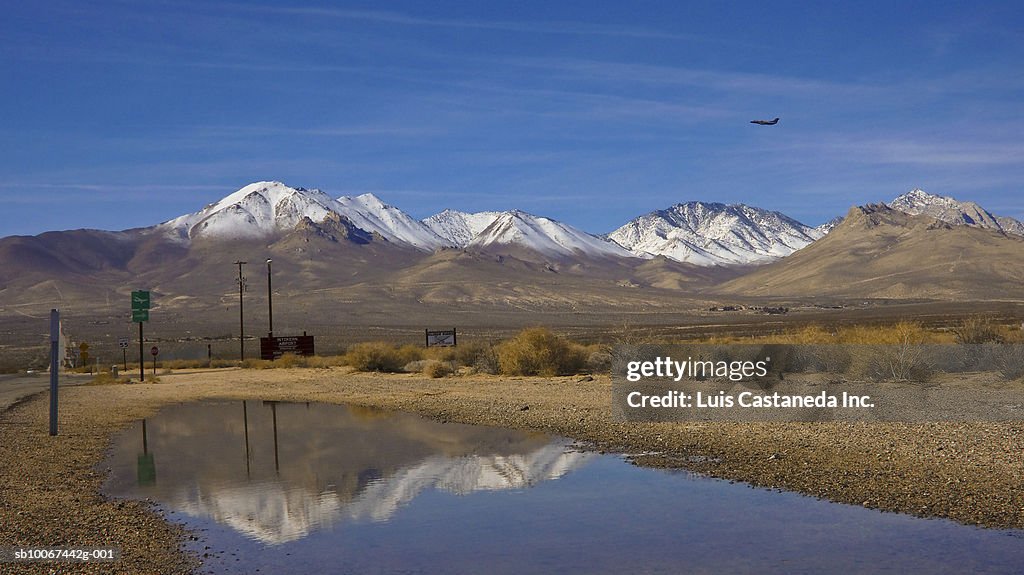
2, 367, 1022, 574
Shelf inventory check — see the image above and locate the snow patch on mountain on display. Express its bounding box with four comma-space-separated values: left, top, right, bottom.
335, 193, 449, 250
467, 211, 637, 259
160, 181, 339, 241
422, 209, 503, 246
158, 182, 448, 250
888, 189, 1024, 236
815, 216, 844, 235
996, 216, 1024, 236
608, 202, 823, 266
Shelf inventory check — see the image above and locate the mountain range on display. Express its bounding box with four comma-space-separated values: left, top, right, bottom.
146, 182, 1022, 268
140, 181, 829, 264
2, 182, 1023, 344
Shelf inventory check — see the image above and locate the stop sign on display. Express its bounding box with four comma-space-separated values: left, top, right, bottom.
150, 346, 159, 356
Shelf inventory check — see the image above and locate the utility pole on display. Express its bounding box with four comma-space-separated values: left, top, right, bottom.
235, 261, 247, 361
266, 258, 274, 337
49, 309, 59, 436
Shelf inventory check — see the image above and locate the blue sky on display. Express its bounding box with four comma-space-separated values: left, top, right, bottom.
2, 1, 1022, 236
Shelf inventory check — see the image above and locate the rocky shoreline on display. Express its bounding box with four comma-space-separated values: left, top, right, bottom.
1, 367, 1021, 573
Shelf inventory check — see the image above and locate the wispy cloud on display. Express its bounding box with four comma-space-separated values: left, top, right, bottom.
499, 57, 885, 98
199, 2, 723, 43
0, 182, 228, 203
780, 136, 1024, 167
417, 80, 732, 122
193, 125, 435, 138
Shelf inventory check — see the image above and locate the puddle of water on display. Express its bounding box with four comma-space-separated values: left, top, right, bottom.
103, 400, 1024, 574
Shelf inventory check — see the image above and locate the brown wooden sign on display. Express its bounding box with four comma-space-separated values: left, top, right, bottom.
260, 335, 315, 360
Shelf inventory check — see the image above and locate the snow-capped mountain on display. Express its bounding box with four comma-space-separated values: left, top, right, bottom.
608, 202, 823, 266
335, 193, 450, 250
888, 189, 1024, 236
160, 181, 341, 241
158, 182, 825, 264
422, 209, 503, 246
158, 182, 449, 250
467, 210, 637, 259
151, 181, 1021, 268
423, 208, 635, 260
815, 216, 844, 235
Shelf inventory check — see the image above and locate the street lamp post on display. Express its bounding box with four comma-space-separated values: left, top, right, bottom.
266, 258, 274, 337
235, 261, 247, 361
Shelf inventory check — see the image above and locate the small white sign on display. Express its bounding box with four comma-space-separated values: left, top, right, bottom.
118, 337, 129, 349
426, 329, 457, 347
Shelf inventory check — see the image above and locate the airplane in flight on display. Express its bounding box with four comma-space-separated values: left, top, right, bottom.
750, 117, 780, 125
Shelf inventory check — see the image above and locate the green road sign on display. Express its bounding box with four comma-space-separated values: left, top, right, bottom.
132, 309, 149, 323
131, 290, 151, 311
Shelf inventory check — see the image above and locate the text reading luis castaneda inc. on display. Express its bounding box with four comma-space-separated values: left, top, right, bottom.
621, 355, 874, 410
613, 344, 1024, 423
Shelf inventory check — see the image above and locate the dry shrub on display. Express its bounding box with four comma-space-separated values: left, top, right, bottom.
403, 359, 429, 372
453, 341, 499, 374
701, 322, 947, 346
87, 371, 125, 386
256, 354, 346, 369
161, 358, 208, 369
994, 345, 1024, 381
842, 322, 934, 382
273, 353, 302, 368
302, 355, 347, 368
586, 347, 613, 373
798, 346, 853, 374
837, 321, 935, 345
496, 327, 587, 376
428, 347, 458, 362
778, 324, 837, 344
345, 342, 410, 372
397, 345, 424, 366
423, 360, 453, 378
952, 317, 1005, 344
752, 322, 937, 380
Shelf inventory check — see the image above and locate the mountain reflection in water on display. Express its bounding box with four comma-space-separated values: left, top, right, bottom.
103, 401, 591, 544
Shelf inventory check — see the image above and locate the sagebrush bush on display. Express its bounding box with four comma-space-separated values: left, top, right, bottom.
452, 341, 499, 374
397, 344, 424, 366
995, 345, 1024, 381
777, 325, 837, 344
586, 349, 612, 373
423, 360, 453, 378
344, 342, 409, 372
240, 358, 274, 369
837, 321, 934, 345
846, 343, 935, 383
496, 327, 587, 376
403, 359, 430, 373
300, 354, 347, 369
274, 353, 302, 368
952, 317, 1005, 344
88, 371, 124, 385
